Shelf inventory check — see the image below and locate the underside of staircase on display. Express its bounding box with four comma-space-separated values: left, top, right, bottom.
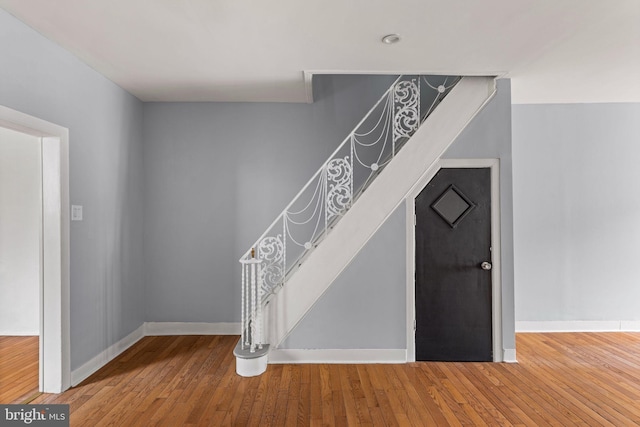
235, 75, 497, 376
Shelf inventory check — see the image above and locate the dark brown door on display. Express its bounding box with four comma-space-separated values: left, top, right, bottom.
415, 167, 492, 361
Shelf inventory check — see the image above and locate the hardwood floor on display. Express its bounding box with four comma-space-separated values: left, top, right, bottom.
0, 336, 39, 404
11, 333, 640, 426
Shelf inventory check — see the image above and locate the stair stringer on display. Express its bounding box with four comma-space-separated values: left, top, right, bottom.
266, 76, 497, 349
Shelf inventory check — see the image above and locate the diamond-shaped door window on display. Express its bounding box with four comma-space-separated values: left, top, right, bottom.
431, 185, 475, 228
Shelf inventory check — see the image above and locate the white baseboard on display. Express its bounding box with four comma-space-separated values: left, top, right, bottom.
516, 320, 640, 332
621, 321, 640, 330
144, 322, 241, 336
71, 324, 145, 386
502, 348, 517, 363
268, 349, 406, 364
0, 330, 39, 336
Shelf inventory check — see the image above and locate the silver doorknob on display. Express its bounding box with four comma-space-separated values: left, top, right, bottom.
481, 262, 492, 271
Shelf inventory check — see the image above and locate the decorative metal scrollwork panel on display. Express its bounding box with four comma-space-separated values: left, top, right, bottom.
258, 235, 284, 293
393, 79, 420, 142
326, 157, 352, 222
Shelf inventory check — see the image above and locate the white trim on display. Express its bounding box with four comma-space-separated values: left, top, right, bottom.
404, 200, 415, 361
503, 349, 517, 363
405, 158, 504, 362
621, 321, 640, 331
303, 71, 314, 104
0, 105, 71, 393
0, 330, 39, 336
269, 349, 406, 364
70, 324, 145, 386
516, 320, 640, 332
303, 70, 506, 79
144, 322, 241, 336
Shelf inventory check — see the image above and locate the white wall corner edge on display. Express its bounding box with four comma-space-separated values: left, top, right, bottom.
144, 322, 241, 336
70, 324, 145, 386
268, 349, 406, 364
516, 320, 640, 332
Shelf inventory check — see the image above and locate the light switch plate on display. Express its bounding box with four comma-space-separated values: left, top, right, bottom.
71, 205, 83, 221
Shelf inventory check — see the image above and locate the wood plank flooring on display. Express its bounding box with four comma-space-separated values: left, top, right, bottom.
6, 333, 640, 426
0, 336, 39, 404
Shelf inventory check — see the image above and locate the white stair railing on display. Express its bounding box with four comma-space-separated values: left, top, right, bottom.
238, 75, 460, 352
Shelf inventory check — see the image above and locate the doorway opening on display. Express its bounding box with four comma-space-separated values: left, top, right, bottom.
0, 127, 41, 402
0, 105, 70, 393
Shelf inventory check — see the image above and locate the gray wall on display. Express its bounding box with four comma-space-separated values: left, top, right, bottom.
280, 79, 515, 351
0, 9, 145, 369
280, 205, 407, 349
512, 103, 640, 323
142, 75, 397, 322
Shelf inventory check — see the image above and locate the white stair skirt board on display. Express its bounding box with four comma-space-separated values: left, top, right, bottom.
267, 76, 497, 348
269, 349, 407, 364
144, 322, 241, 335
71, 324, 145, 386
516, 320, 640, 332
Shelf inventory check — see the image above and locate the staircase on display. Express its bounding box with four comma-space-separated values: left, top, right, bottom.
234, 75, 496, 376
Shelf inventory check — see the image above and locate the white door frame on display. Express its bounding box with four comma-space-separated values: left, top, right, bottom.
405, 158, 503, 362
0, 105, 71, 392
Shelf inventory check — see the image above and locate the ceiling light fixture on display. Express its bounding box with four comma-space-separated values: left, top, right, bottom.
381, 34, 401, 44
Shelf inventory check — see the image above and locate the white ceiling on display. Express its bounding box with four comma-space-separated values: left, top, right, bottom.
1, 0, 639, 103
